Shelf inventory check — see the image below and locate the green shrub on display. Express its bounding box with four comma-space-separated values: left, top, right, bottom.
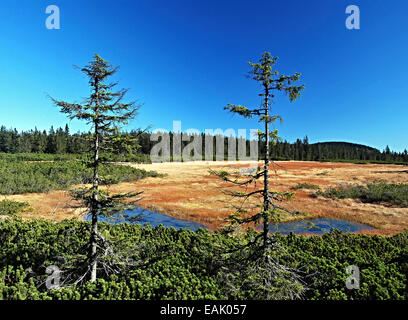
0, 152, 151, 163
0, 160, 159, 195
0, 218, 406, 300
293, 183, 321, 190
318, 181, 408, 207
0, 200, 29, 215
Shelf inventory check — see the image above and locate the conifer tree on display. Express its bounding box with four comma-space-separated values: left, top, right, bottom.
211, 52, 306, 299
51, 54, 142, 282
213, 52, 304, 248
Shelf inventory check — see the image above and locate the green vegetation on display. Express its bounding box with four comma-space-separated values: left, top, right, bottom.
317, 158, 408, 166
0, 200, 29, 215
214, 52, 304, 247
0, 152, 78, 162
0, 152, 150, 163
318, 181, 408, 207
0, 160, 159, 195
0, 218, 406, 300
51, 54, 145, 283
5, 152, 407, 166
2, 124, 408, 165
293, 183, 321, 190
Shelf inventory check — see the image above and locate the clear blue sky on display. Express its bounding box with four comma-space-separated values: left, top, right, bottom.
1, 0, 407, 151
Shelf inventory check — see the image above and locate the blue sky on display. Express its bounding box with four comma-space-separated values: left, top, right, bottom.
0, 0, 407, 151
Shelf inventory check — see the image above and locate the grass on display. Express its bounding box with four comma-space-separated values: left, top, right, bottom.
0, 160, 160, 195
318, 181, 408, 207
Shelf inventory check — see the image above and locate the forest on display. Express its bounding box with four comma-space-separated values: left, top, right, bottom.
1, 124, 407, 164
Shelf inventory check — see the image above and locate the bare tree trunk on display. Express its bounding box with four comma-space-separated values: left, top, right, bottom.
263, 86, 270, 247
90, 86, 100, 283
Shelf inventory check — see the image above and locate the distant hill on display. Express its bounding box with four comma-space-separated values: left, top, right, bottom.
311, 141, 380, 153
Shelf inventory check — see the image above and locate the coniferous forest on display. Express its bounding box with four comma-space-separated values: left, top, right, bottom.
1, 125, 407, 164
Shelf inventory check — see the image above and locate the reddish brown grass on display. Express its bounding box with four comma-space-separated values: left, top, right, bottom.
7, 161, 408, 236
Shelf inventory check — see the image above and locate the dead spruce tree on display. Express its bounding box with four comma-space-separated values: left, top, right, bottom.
51, 54, 142, 283
212, 52, 305, 299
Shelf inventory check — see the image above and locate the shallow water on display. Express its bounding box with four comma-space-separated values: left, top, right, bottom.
86, 207, 206, 231
266, 218, 375, 235
87, 208, 374, 234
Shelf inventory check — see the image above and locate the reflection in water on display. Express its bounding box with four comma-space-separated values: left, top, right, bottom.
266, 218, 375, 235
86, 207, 206, 231
87, 208, 375, 235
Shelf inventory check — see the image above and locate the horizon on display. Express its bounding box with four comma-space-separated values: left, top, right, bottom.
1, 0, 407, 151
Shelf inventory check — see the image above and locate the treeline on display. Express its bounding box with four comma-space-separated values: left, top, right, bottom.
0, 124, 153, 156
0, 125, 87, 154
1, 124, 407, 163
267, 139, 408, 163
